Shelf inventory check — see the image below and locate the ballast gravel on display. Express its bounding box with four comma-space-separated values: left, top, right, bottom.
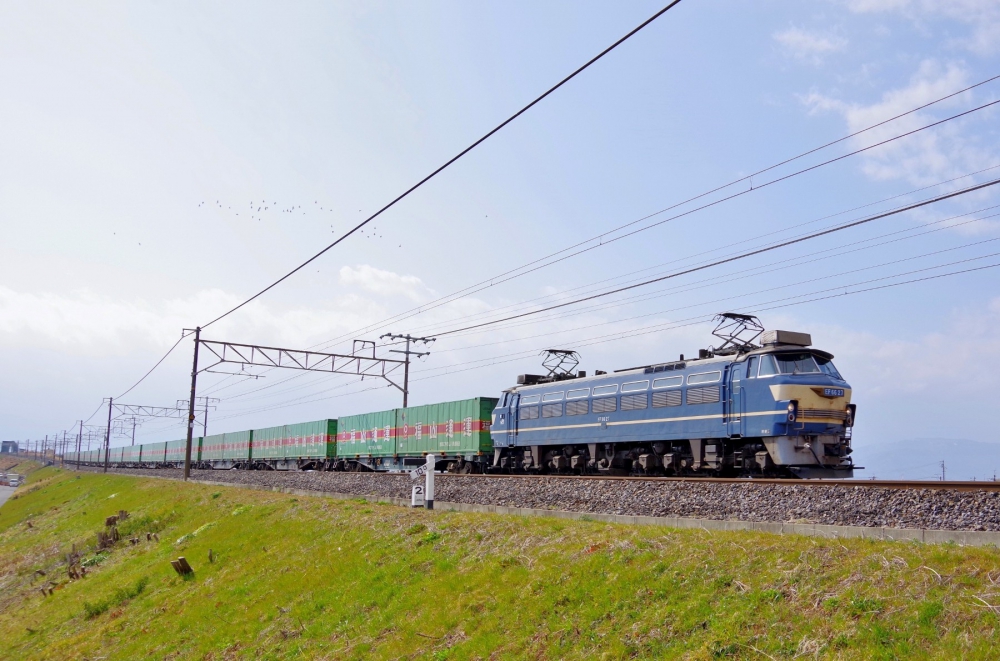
81, 466, 1000, 532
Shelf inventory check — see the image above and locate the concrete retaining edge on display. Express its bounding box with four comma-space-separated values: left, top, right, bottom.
159, 475, 1000, 548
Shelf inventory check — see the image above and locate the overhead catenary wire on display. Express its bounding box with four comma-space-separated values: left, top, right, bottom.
194, 89, 1000, 404
211, 242, 1000, 419
199, 0, 686, 330
382, 197, 1000, 340
195, 162, 1000, 406
193, 166, 997, 408
431, 177, 1000, 337
307, 75, 1000, 352
220, 210, 1000, 408
80, 69, 1000, 436
115, 331, 191, 400
210, 254, 1000, 421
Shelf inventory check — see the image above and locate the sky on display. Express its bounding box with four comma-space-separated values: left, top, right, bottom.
2, 1, 999, 476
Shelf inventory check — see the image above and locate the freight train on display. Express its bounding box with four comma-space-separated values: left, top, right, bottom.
67, 317, 857, 478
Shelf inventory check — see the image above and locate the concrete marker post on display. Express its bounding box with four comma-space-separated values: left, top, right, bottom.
425, 453, 435, 510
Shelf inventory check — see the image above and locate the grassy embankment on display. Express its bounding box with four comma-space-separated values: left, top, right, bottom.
1, 469, 1000, 660
0, 457, 43, 474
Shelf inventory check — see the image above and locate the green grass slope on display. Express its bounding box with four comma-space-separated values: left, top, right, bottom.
2, 469, 1000, 660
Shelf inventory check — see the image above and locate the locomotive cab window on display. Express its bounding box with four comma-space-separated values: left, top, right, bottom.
816, 357, 843, 379
746, 357, 758, 378
774, 353, 821, 374
757, 355, 778, 377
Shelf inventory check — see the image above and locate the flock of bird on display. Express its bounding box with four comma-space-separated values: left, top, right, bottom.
197, 199, 390, 241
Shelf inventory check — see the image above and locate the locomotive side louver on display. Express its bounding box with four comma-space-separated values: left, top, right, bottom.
687, 386, 721, 405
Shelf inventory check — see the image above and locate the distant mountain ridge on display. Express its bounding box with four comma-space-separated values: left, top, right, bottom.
851, 438, 1000, 482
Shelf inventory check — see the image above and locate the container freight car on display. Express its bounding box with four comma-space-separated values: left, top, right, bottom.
141, 442, 166, 467
122, 445, 141, 466
249, 420, 336, 470
336, 409, 397, 469
396, 398, 497, 472
336, 397, 497, 472
164, 438, 201, 467
198, 431, 252, 469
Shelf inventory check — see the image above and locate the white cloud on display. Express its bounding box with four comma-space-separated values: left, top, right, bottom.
338, 264, 429, 302
820, 297, 1000, 397
773, 27, 847, 63
801, 60, 996, 187
0, 286, 388, 356
845, 0, 1000, 55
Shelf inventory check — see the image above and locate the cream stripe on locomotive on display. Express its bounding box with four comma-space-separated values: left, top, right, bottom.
491, 409, 786, 434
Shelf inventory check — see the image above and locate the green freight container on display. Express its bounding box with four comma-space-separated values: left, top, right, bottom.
336, 409, 396, 457
284, 420, 337, 459
223, 430, 252, 461
109, 446, 124, 464
201, 433, 225, 461
165, 438, 200, 463
122, 445, 141, 463
397, 397, 497, 457
141, 442, 166, 465
252, 425, 284, 460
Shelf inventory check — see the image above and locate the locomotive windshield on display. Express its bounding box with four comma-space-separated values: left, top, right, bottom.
758, 352, 842, 378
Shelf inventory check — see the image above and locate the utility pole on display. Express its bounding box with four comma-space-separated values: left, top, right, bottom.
76, 420, 83, 468
201, 397, 220, 437
183, 327, 201, 481
103, 397, 113, 473
130, 418, 137, 445
61, 430, 66, 467
940, 460, 946, 482
380, 333, 435, 407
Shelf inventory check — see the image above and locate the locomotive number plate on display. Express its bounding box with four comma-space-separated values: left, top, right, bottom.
823, 388, 844, 397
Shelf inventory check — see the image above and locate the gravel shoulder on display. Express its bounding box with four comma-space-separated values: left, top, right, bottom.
79, 466, 1000, 532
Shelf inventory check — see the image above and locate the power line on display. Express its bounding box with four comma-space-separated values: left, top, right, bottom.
52, 69, 1000, 441
201, 176, 1000, 409
188, 81, 1000, 406
115, 331, 191, 400
200, 0, 686, 330
193, 163, 1000, 407
386, 199, 1000, 339
305, 75, 1000, 352
209, 241, 1000, 421
433, 177, 1000, 337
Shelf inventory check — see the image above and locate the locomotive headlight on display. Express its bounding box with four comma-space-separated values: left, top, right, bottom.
787, 400, 798, 423
846, 403, 857, 427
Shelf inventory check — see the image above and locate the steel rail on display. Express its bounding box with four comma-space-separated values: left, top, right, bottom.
428, 473, 1000, 492
86, 464, 1000, 492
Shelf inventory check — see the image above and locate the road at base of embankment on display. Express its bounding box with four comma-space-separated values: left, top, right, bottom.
0, 486, 16, 509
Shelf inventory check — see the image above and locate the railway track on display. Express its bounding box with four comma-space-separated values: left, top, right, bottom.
429, 473, 1000, 492
83, 463, 1000, 491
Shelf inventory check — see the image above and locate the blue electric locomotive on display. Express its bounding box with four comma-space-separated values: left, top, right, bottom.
489, 316, 856, 478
